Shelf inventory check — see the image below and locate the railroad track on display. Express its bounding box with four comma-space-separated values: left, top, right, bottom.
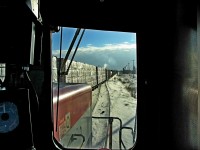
92, 82, 111, 149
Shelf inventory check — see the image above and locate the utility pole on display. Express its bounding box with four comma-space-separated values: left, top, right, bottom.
127, 63, 130, 71
123, 65, 127, 74
132, 60, 135, 74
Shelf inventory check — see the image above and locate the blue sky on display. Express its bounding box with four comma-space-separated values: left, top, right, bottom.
52, 27, 136, 70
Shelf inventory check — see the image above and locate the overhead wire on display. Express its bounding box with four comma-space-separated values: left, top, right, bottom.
55, 27, 63, 131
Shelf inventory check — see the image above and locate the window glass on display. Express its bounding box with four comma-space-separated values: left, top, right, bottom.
52, 27, 137, 149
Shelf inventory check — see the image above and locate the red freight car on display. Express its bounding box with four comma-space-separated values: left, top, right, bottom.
53, 83, 92, 149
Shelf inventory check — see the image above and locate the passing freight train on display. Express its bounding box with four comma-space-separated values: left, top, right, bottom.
52, 56, 118, 149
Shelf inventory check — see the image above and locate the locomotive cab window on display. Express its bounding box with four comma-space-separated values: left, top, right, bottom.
51, 27, 137, 150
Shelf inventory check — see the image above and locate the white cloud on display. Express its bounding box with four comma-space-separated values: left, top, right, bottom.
123, 42, 129, 44
79, 42, 136, 53
52, 50, 68, 58
52, 42, 136, 57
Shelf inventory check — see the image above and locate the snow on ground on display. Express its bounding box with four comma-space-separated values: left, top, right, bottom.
92, 73, 137, 150
92, 83, 110, 149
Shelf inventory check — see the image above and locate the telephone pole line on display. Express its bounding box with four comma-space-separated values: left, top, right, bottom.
132, 60, 136, 74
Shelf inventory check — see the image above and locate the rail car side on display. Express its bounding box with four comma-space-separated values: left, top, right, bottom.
52, 57, 119, 149
53, 83, 92, 149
